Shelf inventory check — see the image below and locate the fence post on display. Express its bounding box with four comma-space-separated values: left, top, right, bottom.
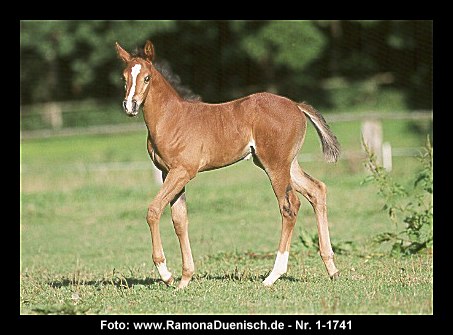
42, 102, 63, 129
361, 119, 383, 165
382, 142, 393, 171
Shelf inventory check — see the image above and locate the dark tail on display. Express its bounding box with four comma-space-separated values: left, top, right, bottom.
297, 102, 340, 163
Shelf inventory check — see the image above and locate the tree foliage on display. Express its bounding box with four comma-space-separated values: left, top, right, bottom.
239, 21, 326, 70
20, 21, 176, 102
20, 20, 432, 111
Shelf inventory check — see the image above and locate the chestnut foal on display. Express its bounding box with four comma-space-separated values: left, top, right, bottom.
116, 40, 340, 289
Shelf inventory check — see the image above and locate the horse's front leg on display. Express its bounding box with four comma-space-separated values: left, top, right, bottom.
170, 190, 194, 289
147, 167, 191, 286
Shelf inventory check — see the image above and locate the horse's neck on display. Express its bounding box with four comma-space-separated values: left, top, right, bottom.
143, 70, 183, 135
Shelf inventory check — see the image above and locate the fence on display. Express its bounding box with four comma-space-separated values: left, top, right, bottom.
20, 100, 432, 172
329, 110, 432, 171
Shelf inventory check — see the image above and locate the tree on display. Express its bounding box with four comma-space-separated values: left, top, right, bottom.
20, 20, 432, 112
20, 21, 176, 103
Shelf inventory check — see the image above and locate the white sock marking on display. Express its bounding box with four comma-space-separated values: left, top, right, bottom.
263, 251, 289, 287
126, 64, 141, 112
156, 260, 172, 282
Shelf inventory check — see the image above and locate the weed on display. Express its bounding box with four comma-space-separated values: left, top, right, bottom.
362, 136, 433, 255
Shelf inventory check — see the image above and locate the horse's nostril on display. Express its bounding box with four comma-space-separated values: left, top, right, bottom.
132, 100, 137, 111
123, 100, 127, 110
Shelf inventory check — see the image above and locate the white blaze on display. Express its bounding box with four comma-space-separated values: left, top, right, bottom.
126, 64, 141, 112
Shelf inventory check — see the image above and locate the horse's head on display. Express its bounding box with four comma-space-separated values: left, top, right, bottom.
115, 40, 155, 117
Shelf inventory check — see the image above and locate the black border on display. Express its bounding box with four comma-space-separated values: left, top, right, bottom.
17, 314, 440, 333
18, 17, 442, 333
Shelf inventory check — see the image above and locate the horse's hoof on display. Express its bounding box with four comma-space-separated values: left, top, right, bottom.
176, 282, 189, 290
330, 271, 340, 280
163, 276, 175, 286
262, 278, 275, 287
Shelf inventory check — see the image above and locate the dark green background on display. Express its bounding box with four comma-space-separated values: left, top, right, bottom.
20, 20, 432, 111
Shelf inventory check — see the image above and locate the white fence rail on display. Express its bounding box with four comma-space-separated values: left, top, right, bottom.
20, 101, 432, 141
20, 101, 432, 171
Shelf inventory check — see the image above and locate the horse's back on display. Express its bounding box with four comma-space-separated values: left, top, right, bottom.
177, 92, 307, 170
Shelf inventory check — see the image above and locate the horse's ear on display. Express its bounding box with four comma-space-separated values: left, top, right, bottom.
144, 40, 155, 62
115, 42, 131, 63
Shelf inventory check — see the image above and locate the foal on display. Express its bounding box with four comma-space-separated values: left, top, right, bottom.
116, 40, 340, 289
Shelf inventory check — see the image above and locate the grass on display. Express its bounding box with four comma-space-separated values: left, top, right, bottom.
20, 118, 433, 314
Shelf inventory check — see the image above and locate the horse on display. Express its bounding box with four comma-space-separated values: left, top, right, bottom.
115, 40, 340, 289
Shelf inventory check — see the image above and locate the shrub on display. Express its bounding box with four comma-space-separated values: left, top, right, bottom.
362, 136, 433, 255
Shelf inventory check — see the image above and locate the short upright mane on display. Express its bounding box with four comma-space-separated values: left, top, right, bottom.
131, 49, 201, 102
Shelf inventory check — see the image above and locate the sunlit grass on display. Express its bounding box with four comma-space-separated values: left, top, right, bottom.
20, 121, 432, 314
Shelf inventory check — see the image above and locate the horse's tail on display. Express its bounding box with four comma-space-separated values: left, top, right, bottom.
297, 102, 340, 163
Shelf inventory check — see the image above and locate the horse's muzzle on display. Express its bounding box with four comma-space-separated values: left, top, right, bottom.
123, 99, 139, 116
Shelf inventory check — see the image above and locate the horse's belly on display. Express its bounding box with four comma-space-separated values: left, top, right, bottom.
198, 136, 255, 172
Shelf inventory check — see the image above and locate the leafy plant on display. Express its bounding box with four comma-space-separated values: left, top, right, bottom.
298, 229, 356, 255
362, 136, 433, 255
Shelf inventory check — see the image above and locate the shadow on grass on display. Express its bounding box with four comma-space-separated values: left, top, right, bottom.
194, 273, 302, 283
47, 276, 162, 289
47, 274, 303, 289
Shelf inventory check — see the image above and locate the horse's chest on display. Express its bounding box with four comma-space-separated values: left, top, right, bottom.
147, 138, 170, 171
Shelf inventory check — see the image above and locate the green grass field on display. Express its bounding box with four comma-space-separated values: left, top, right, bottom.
20, 119, 433, 314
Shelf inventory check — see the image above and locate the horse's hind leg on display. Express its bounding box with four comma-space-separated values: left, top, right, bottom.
262, 168, 301, 287
290, 159, 339, 278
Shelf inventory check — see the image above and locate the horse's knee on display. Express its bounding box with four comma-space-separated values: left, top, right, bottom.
146, 206, 161, 225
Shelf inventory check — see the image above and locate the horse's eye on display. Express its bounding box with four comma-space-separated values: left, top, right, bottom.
144, 75, 151, 83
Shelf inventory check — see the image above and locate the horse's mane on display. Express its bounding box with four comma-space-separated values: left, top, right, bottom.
131, 49, 201, 102
155, 61, 202, 102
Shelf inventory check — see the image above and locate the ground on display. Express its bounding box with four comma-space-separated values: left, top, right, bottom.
20, 120, 433, 314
